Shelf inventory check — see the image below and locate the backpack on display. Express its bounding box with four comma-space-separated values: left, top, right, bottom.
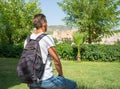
17, 33, 47, 84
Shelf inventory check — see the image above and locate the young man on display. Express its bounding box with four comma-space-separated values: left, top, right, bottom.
25, 13, 77, 89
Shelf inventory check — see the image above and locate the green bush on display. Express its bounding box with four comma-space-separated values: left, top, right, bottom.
56, 43, 75, 60
0, 43, 23, 58
79, 44, 120, 62
0, 41, 120, 62
56, 43, 120, 61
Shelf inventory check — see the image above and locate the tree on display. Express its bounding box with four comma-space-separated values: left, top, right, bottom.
72, 31, 87, 62
0, 0, 41, 44
58, 0, 120, 44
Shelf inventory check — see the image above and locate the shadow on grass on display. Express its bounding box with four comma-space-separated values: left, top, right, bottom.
0, 73, 22, 89
0, 58, 26, 89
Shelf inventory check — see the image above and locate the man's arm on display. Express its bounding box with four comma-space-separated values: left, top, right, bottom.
48, 46, 64, 77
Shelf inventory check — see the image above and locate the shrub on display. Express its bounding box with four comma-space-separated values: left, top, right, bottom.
0, 43, 23, 58
0, 42, 120, 62
56, 43, 75, 60
56, 43, 120, 61
78, 44, 120, 62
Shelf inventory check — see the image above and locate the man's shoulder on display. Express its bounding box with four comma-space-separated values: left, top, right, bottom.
43, 34, 53, 40
42, 34, 55, 45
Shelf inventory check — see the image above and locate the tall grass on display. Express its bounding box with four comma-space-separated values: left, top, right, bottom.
0, 58, 120, 89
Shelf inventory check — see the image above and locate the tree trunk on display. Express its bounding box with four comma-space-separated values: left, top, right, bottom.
6, 29, 13, 44
8, 34, 13, 44
77, 46, 81, 62
88, 28, 92, 44
77, 56, 81, 62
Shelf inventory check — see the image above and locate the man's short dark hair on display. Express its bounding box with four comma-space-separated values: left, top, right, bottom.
33, 14, 47, 29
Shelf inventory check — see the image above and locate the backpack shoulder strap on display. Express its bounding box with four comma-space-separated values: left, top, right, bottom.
26, 35, 30, 43
36, 33, 48, 64
26, 33, 47, 43
36, 33, 47, 42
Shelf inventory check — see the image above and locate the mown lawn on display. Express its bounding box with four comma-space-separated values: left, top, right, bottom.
0, 58, 120, 89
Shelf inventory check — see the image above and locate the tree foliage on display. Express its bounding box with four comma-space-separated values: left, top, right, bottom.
0, 0, 41, 44
58, 0, 120, 44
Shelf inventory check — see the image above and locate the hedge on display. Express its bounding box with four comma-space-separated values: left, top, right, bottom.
0, 42, 120, 62
0, 43, 23, 58
79, 44, 120, 62
56, 43, 120, 62
56, 43, 75, 60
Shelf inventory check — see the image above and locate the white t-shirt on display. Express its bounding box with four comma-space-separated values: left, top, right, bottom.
24, 32, 55, 80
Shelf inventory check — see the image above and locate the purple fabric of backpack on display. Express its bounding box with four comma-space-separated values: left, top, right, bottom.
17, 33, 47, 84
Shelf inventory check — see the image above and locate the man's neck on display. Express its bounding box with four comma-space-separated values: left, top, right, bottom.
34, 28, 44, 34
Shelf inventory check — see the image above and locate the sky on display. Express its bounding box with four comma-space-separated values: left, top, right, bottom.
40, 0, 66, 26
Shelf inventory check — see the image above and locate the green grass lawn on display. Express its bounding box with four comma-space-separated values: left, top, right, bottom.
0, 58, 120, 89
